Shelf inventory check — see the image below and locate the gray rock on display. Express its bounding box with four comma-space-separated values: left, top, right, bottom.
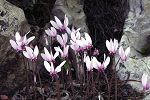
0, 0, 29, 37
0, 0, 30, 96
118, 0, 150, 99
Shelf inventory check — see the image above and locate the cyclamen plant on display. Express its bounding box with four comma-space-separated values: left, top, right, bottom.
10, 15, 146, 99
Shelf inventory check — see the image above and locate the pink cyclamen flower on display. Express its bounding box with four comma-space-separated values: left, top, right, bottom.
70, 28, 81, 42
45, 27, 57, 37
119, 46, 130, 61
50, 15, 68, 31
142, 73, 150, 91
44, 61, 66, 77
84, 56, 96, 71
106, 38, 118, 55
76, 37, 87, 51
41, 47, 59, 62
70, 41, 80, 52
23, 46, 39, 61
93, 54, 110, 72
57, 33, 68, 47
54, 45, 69, 58
10, 32, 35, 51
84, 32, 92, 49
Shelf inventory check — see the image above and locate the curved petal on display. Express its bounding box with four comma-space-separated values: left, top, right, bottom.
66, 27, 71, 34
27, 36, 35, 44
64, 45, 69, 56
54, 16, 63, 28
45, 28, 51, 36
44, 61, 51, 72
34, 45, 39, 57
92, 57, 98, 69
104, 56, 110, 69
44, 47, 51, 57
41, 53, 49, 61
106, 40, 111, 52
23, 51, 30, 59
63, 33, 68, 45
50, 21, 59, 29
114, 39, 118, 52
25, 46, 33, 58
85, 56, 91, 71
15, 32, 21, 41
64, 15, 69, 28
51, 27, 57, 36
53, 51, 59, 59
55, 61, 66, 73
85, 33, 92, 44
10, 40, 18, 50
125, 47, 130, 57
70, 32, 76, 42
119, 46, 125, 59
142, 73, 148, 88
57, 35, 63, 46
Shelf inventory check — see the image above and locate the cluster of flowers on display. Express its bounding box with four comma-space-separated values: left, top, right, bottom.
10, 15, 148, 91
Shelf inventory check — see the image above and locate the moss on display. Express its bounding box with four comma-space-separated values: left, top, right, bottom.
141, 44, 150, 55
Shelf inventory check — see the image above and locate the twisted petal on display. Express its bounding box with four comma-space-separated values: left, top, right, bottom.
55, 61, 66, 73
64, 15, 69, 28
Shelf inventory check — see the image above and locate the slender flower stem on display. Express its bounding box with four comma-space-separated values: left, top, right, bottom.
69, 63, 75, 98
55, 76, 61, 100
90, 71, 94, 95
32, 62, 37, 100
23, 56, 29, 98
85, 71, 89, 99
37, 68, 44, 100
114, 57, 120, 100
103, 71, 110, 100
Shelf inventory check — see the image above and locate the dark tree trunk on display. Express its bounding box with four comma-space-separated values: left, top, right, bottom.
83, 0, 129, 58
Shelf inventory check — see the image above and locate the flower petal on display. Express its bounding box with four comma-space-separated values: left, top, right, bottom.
10, 40, 18, 50
106, 40, 111, 52
15, 32, 21, 41
54, 51, 59, 59
64, 15, 69, 28
23, 51, 31, 59
55, 61, 66, 73
57, 35, 63, 46
125, 47, 130, 57
44, 47, 51, 57
54, 16, 63, 28
142, 73, 148, 88
50, 21, 59, 29
44, 61, 51, 72
41, 53, 49, 61
85, 33, 92, 44
34, 45, 39, 57
104, 56, 110, 69
119, 46, 125, 60
25, 46, 33, 58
